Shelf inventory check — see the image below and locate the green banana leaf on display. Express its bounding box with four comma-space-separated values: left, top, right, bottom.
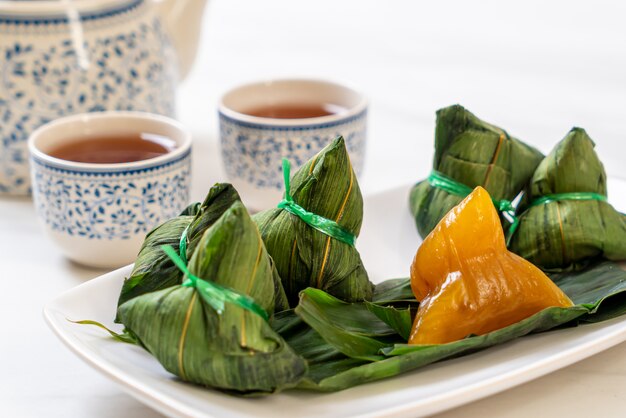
508, 128, 626, 271
295, 289, 398, 361
254, 137, 373, 306
285, 261, 626, 392
551, 261, 626, 322
115, 183, 241, 314
271, 310, 368, 384
118, 201, 305, 394
372, 277, 419, 305
409, 104, 544, 238
364, 302, 413, 340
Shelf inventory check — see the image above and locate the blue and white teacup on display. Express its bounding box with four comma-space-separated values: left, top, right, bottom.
28, 112, 192, 268
219, 79, 367, 210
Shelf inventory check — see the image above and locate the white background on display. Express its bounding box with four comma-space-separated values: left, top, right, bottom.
178, 0, 626, 201
2, 1, 626, 417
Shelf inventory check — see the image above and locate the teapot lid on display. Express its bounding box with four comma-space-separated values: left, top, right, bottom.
0, 0, 142, 19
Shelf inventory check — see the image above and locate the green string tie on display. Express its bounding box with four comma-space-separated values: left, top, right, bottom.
178, 223, 190, 265
427, 170, 519, 235
505, 192, 608, 243
161, 245, 269, 321
528, 192, 607, 207
277, 158, 356, 246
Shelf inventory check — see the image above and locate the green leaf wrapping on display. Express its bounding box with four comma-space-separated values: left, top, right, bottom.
409, 104, 544, 238
116, 184, 241, 316
254, 137, 373, 306
281, 262, 626, 392
508, 128, 626, 271
118, 201, 306, 394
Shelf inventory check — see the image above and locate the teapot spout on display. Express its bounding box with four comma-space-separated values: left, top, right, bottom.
158, 0, 208, 81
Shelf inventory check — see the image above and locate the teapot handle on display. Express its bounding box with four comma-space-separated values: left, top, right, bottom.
157, 0, 208, 81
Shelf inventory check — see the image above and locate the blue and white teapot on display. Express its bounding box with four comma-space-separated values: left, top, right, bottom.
0, 0, 207, 195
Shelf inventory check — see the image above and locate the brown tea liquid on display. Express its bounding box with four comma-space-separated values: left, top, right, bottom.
48, 133, 176, 164
243, 103, 347, 119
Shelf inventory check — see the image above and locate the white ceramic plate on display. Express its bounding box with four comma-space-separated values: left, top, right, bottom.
44, 179, 626, 418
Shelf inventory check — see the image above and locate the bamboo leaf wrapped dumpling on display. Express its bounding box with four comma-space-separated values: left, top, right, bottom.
116, 183, 241, 311
508, 128, 626, 271
254, 137, 373, 306
118, 201, 306, 393
409, 105, 544, 238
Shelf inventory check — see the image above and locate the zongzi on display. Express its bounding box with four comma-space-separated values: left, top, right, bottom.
118, 201, 305, 393
254, 137, 373, 306
409, 104, 544, 238
508, 127, 626, 271
116, 183, 241, 312
409, 187, 573, 345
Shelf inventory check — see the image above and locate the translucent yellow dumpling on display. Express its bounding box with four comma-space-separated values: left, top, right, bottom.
409, 187, 573, 345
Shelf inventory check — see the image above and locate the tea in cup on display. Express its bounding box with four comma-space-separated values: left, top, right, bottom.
28, 112, 192, 268
219, 79, 367, 210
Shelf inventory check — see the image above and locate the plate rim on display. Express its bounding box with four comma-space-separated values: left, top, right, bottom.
44, 270, 626, 418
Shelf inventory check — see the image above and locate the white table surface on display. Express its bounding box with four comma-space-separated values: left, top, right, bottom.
2, 0, 626, 417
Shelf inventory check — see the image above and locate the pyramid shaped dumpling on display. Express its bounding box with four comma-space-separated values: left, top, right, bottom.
409, 105, 544, 238
409, 187, 573, 345
118, 202, 305, 393
509, 128, 626, 271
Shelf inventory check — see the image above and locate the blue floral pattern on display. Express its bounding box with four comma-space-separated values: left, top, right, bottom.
31, 153, 190, 240
0, 0, 177, 195
219, 110, 367, 190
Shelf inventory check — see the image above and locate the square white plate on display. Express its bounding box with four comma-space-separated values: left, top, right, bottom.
44, 180, 626, 418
